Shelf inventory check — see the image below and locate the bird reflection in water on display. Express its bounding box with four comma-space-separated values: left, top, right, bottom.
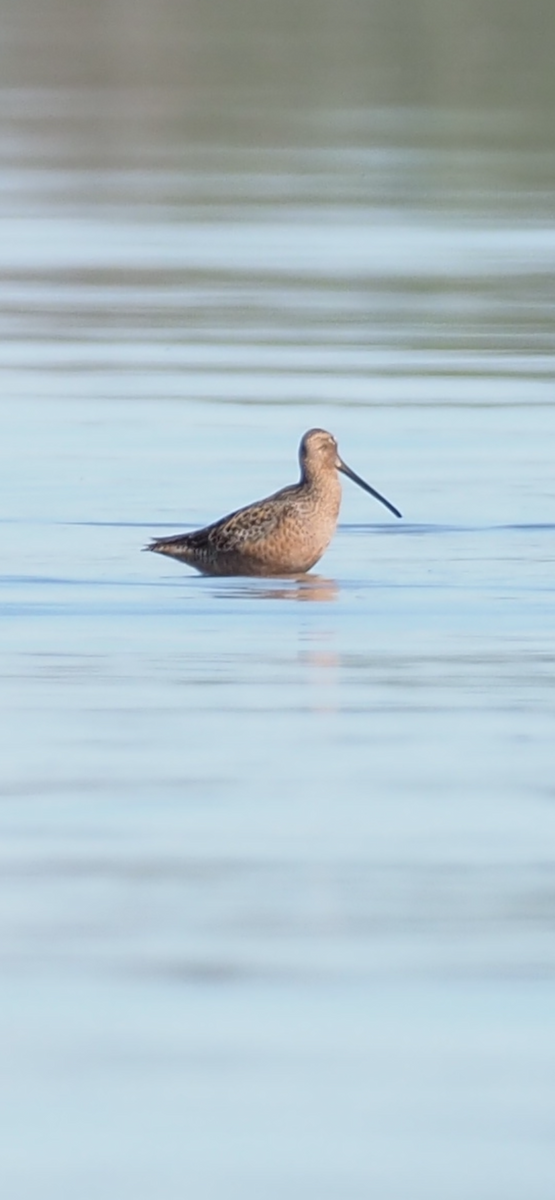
214, 575, 338, 603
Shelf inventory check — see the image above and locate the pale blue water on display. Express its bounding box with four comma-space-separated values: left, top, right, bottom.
2, 6, 555, 1197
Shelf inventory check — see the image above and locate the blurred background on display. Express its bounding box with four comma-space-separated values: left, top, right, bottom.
1, 2, 555, 1198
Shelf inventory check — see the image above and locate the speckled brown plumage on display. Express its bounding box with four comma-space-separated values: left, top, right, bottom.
146, 429, 401, 576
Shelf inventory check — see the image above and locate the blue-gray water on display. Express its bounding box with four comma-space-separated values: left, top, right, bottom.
1, 3, 555, 1197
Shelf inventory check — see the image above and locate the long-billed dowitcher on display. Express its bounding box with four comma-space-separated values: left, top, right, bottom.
146, 428, 401, 576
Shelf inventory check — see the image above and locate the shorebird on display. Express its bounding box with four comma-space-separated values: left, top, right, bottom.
146, 428, 401, 576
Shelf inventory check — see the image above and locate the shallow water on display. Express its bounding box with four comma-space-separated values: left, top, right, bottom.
2, 3, 555, 1197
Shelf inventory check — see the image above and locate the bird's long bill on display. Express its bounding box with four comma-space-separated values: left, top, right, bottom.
338, 458, 402, 518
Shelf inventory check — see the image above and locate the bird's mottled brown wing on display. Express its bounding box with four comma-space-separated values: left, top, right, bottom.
198, 487, 299, 551
148, 484, 300, 556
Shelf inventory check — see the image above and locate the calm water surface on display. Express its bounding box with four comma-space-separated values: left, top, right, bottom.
1, 3, 555, 1197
